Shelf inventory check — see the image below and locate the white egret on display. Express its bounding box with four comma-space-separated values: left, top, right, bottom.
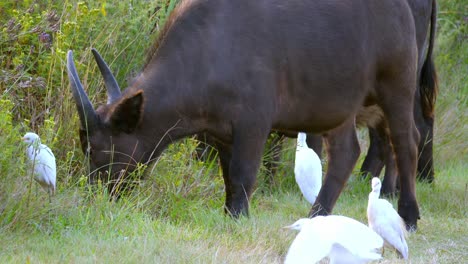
367, 177, 408, 259
284, 215, 383, 264
294, 132, 322, 205
22, 132, 56, 201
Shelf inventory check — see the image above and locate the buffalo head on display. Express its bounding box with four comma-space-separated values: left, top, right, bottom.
67, 49, 147, 193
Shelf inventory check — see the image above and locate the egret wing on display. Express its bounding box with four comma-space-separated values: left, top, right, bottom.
285, 222, 331, 264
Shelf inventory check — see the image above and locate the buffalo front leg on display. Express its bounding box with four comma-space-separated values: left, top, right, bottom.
214, 141, 233, 213
310, 119, 360, 217
223, 124, 269, 218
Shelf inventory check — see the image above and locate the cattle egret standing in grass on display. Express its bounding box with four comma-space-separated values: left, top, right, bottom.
294, 132, 322, 205
284, 215, 383, 264
22, 132, 56, 202
367, 177, 408, 259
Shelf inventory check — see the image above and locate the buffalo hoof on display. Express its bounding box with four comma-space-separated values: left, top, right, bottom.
398, 199, 420, 232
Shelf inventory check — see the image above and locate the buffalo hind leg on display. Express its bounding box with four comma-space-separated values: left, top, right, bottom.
417, 124, 434, 183
413, 83, 435, 182
378, 81, 420, 230
374, 122, 399, 196
360, 124, 398, 196
380, 132, 398, 197
414, 106, 435, 183
224, 123, 269, 218
387, 114, 419, 230
360, 127, 385, 179
310, 119, 360, 217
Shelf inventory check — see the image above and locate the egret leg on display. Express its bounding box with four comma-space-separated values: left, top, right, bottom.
48, 188, 52, 203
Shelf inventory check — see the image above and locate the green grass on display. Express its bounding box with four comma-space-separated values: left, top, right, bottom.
0, 0, 467, 263
0, 161, 466, 263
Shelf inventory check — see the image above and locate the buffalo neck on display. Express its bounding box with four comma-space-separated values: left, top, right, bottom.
128, 1, 227, 162
130, 58, 211, 164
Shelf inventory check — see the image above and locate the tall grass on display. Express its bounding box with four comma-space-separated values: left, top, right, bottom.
0, 0, 466, 263
432, 0, 467, 166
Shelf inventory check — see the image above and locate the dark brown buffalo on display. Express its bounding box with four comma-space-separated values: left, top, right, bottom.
200, 0, 439, 196
360, 0, 438, 195
263, 0, 439, 196
67, 0, 421, 229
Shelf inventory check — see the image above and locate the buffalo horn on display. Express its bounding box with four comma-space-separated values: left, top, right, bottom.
91, 48, 121, 104
67, 50, 98, 131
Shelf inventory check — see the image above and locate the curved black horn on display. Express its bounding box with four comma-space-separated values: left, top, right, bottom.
67, 50, 98, 131
91, 48, 121, 104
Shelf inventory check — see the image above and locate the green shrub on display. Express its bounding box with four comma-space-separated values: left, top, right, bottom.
0, 0, 172, 230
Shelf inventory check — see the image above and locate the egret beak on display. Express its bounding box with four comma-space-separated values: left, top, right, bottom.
282, 225, 293, 229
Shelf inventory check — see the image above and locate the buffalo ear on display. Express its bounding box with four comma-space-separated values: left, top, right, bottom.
109, 90, 144, 133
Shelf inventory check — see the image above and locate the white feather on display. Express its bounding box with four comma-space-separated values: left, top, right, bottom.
367, 177, 408, 259
284, 215, 383, 264
294, 132, 322, 205
23, 132, 56, 197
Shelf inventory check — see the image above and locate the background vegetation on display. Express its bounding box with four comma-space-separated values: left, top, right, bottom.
0, 0, 466, 263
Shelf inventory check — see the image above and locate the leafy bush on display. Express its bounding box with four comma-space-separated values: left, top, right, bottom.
0, 0, 172, 229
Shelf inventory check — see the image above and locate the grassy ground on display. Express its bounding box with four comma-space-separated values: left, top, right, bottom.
0, 161, 466, 263
0, 0, 466, 263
